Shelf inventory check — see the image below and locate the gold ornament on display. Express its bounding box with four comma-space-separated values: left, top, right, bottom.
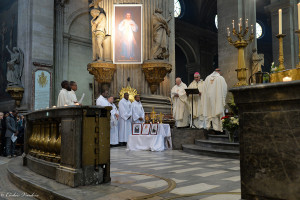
119, 86, 137, 103
38, 72, 48, 87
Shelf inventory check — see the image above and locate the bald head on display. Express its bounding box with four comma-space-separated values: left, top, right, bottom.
175, 77, 182, 86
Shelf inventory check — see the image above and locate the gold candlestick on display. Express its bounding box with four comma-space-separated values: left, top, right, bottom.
150, 107, 156, 124
158, 112, 164, 124
295, 30, 300, 68
227, 25, 254, 87
276, 34, 286, 71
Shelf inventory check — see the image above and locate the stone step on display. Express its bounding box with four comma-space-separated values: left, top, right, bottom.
182, 144, 239, 159
195, 139, 239, 151
207, 134, 230, 142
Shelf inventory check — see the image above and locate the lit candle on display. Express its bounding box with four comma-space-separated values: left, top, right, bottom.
246, 19, 248, 27
52, 106, 56, 108
227, 27, 230, 37
298, 3, 300, 29
279, 9, 282, 34
238, 23, 241, 33
251, 24, 254, 33
239, 18, 242, 25
283, 76, 292, 82
64, 104, 68, 106
232, 20, 235, 29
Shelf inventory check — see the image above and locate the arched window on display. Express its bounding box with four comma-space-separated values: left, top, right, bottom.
215, 15, 218, 29
174, 0, 182, 18
256, 22, 263, 39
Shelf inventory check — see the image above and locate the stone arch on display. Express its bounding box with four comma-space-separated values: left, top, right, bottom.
175, 37, 198, 64
65, 7, 89, 33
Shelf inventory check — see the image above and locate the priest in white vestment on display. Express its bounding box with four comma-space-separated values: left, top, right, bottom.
171, 78, 189, 127
118, 92, 132, 144
203, 68, 227, 132
69, 81, 78, 104
96, 90, 110, 107
131, 95, 145, 123
188, 72, 205, 128
108, 96, 119, 145
57, 80, 74, 107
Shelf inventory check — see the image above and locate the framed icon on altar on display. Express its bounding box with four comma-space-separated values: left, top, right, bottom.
113, 4, 143, 64
150, 123, 158, 135
132, 123, 142, 135
142, 123, 151, 135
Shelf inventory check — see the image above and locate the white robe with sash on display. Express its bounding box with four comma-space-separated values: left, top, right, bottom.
131, 101, 145, 123
118, 98, 132, 142
110, 103, 119, 145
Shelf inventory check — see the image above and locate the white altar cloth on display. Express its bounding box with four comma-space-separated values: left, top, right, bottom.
127, 124, 172, 151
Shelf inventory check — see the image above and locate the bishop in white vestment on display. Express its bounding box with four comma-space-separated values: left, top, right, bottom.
188, 72, 205, 128
171, 78, 189, 127
118, 93, 132, 143
203, 69, 227, 132
108, 96, 119, 145
57, 80, 74, 107
131, 95, 145, 123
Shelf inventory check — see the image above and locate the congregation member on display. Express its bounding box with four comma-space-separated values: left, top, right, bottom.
131, 94, 145, 123
118, 93, 132, 145
203, 68, 227, 132
96, 89, 110, 107
0, 112, 5, 156
5, 110, 18, 158
171, 77, 189, 127
108, 96, 119, 146
69, 81, 79, 104
57, 80, 74, 107
188, 72, 205, 128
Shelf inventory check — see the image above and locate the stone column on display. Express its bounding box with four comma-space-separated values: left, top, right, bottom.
218, 0, 256, 89
265, 0, 297, 69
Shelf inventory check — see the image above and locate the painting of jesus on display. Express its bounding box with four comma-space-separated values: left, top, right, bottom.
113, 5, 142, 64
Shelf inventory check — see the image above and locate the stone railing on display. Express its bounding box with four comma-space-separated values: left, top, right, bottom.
24, 106, 111, 187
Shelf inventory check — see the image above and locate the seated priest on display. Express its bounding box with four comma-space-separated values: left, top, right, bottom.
118, 92, 132, 145
108, 96, 119, 146
203, 68, 228, 132
96, 89, 110, 107
57, 80, 74, 107
131, 94, 145, 123
171, 77, 189, 128
188, 72, 205, 128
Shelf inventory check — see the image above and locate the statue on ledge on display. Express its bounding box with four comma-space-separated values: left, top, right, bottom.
152, 8, 172, 60
6, 45, 24, 87
90, 0, 106, 61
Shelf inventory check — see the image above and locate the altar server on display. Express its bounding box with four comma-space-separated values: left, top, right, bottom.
188, 72, 205, 128
108, 96, 119, 146
171, 77, 189, 127
131, 94, 145, 123
203, 68, 227, 132
57, 80, 74, 107
69, 81, 78, 104
118, 92, 132, 144
96, 89, 110, 107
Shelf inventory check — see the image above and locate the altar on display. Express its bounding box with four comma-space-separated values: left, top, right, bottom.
127, 124, 172, 151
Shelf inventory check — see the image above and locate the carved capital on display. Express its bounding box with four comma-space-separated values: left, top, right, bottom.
142, 61, 172, 94
6, 86, 24, 107
87, 62, 116, 83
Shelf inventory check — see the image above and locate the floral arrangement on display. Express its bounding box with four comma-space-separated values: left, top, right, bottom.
221, 116, 239, 142
270, 62, 280, 73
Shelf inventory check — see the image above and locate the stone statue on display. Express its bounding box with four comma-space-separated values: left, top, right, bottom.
6, 45, 24, 87
90, 0, 106, 61
251, 48, 264, 74
152, 8, 172, 60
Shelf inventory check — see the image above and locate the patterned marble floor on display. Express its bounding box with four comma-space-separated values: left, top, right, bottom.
109, 147, 241, 200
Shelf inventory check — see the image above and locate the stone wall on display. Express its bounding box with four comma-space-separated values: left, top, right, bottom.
171, 128, 206, 150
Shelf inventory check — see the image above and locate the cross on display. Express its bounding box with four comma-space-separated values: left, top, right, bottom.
150, 107, 156, 124
158, 112, 164, 124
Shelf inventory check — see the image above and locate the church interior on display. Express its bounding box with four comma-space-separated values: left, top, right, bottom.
0, 0, 299, 200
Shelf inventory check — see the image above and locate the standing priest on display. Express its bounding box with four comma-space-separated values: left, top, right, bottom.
57, 80, 74, 107
171, 77, 189, 127
188, 72, 205, 128
118, 93, 132, 145
131, 94, 145, 123
96, 89, 110, 107
203, 68, 227, 132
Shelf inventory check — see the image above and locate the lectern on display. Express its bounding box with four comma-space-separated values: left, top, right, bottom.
185, 88, 200, 128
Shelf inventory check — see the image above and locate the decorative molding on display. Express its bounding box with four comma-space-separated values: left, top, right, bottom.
87, 62, 116, 83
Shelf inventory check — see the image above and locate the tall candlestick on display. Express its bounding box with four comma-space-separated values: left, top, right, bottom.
238, 23, 241, 33
298, 3, 300, 29
251, 25, 253, 33
279, 9, 282, 34
232, 20, 235, 29
246, 19, 248, 27
227, 27, 230, 37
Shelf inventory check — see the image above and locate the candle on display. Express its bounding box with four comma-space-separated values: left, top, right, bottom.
239, 18, 242, 25
279, 9, 282, 34
238, 23, 241, 33
227, 27, 230, 37
232, 20, 235, 29
251, 24, 254, 33
52, 106, 56, 108
298, 3, 300, 29
283, 76, 292, 82
246, 19, 248, 27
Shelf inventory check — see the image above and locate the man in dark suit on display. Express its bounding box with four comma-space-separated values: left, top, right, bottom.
6, 110, 18, 158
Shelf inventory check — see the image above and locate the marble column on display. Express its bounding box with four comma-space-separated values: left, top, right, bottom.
265, 0, 297, 69
218, 0, 256, 89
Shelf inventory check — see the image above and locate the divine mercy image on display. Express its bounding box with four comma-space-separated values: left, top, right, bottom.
114, 5, 142, 64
